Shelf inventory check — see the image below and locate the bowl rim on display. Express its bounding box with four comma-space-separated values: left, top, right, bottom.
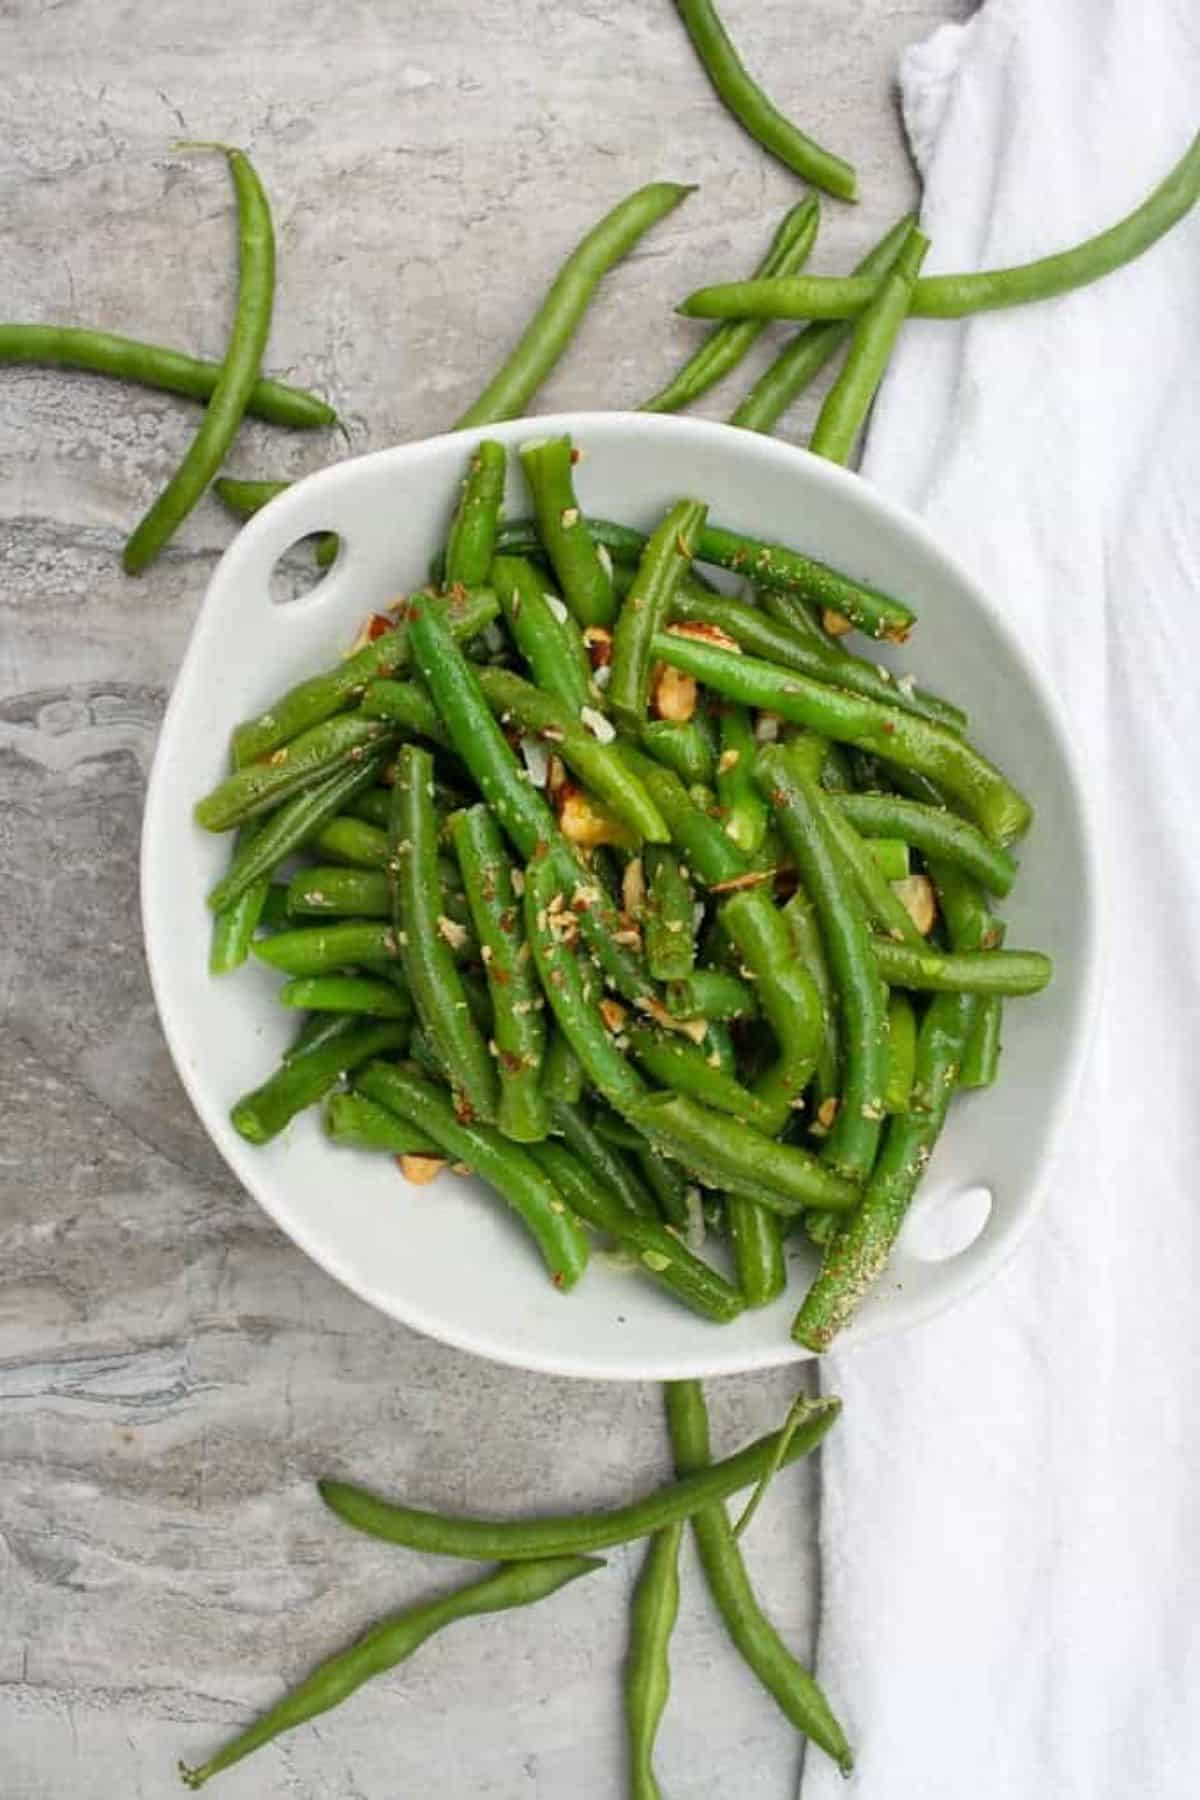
140, 410, 1103, 1379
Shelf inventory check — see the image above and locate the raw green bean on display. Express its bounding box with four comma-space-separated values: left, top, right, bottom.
642, 197, 820, 412
232, 588, 496, 767
639, 717, 717, 787
491, 554, 592, 712
665, 967, 757, 1021
252, 920, 402, 976
443, 441, 507, 588
358, 679, 454, 748
627, 1092, 857, 1215
278, 976, 412, 1018
541, 1027, 585, 1107
883, 991, 917, 1113
727, 1195, 786, 1308
285, 866, 391, 917
715, 704, 766, 853
309, 814, 390, 869
0, 325, 334, 428
549, 1100, 659, 1222
452, 805, 549, 1143
664, 1380, 853, 1773
318, 1392, 842, 1556
178, 1555, 601, 1790
611, 499, 708, 729
656, 630, 1032, 844
625, 1523, 683, 1800
833, 792, 1017, 895
124, 146, 275, 572
391, 746, 497, 1124
213, 478, 339, 567
230, 1020, 407, 1145
719, 885, 823, 1132
694, 524, 915, 643
866, 837, 909, 881
206, 756, 384, 912
197, 715, 394, 832
530, 1142, 743, 1324
455, 181, 694, 427
519, 436, 616, 628
643, 847, 696, 983
810, 226, 930, 464
756, 746, 887, 1180
730, 214, 917, 432
672, 0, 856, 200
324, 1089, 440, 1155
628, 1027, 770, 1126
209, 820, 270, 973
357, 1063, 588, 1289
871, 939, 1051, 996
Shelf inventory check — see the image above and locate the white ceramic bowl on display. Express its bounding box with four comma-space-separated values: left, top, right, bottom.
141, 413, 1099, 1380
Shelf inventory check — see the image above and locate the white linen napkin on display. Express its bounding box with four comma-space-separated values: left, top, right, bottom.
800, 4, 1200, 1797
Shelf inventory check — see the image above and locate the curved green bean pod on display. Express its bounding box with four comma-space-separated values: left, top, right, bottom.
628, 1026, 770, 1125
455, 181, 694, 427
872, 939, 1050, 996
883, 991, 917, 1113
611, 498, 708, 729
643, 846, 696, 983
197, 715, 394, 832
212, 477, 339, 566
639, 717, 717, 786
356, 1063, 588, 1288
124, 147, 275, 572
715, 704, 766, 852
625, 1520, 683, 1800
727, 1194, 786, 1308
443, 441, 507, 588
672, 0, 856, 200
206, 756, 384, 912
810, 226, 929, 464
664, 1380, 853, 1773
730, 214, 917, 432
324, 1090, 439, 1155
834, 792, 1017, 895
391, 746, 497, 1124
665, 967, 758, 1021
628, 1092, 857, 1215
531, 1141, 742, 1324
642, 197, 820, 413
230, 1020, 408, 1145
491, 554, 592, 711
452, 805, 549, 1143
279, 976, 412, 1018
519, 436, 616, 628
719, 885, 823, 1132
318, 1393, 842, 1556
655, 629, 1032, 844
179, 1555, 602, 1790
549, 1099, 659, 1222
252, 919, 401, 976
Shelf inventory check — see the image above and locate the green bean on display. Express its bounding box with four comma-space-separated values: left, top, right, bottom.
730, 214, 917, 432
531, 1142, 742, 1324
284, 1010, 361, 1065
197, 716, 394, 832
324, 1089, 439, 1155
672, 0, 855, 200
540, 1027, 585, 1107
491, 554, 592, 711
443, 441, 507, 588
639, 717, 717, 787
872, 939, 1050, 996
123, 146, 274, 571
719, 886, 822, 1132
961, 992, 1004, 1088
178, 1555, 601, 1790
356, 1063, 587, 1288
549, 1100, 659, 1222
230, 1020, 407, 1145
695, 524, 915, 643
308, 814, 389, 869
519, 436, 616, 628
634, 1145, 693, 1231
278, 976, 411, 1020
665, 967, 757, 1021
232, 588, 496, 767
715, 705, 766, 853
866, 837, 909, 881
643, 847, 695, 983
319, 1392, 841, 1556
670, 584, 965, 732
756, 746, 887, 1180
0, 324, 334, 428
209, 821, 270, 974
206, 756, 384, 913
657, 630, 1032, 844
642, 198, 820, 413
628, 1026, 770, 1126
611, 499, 708, 729
212, 477, 339, 566
617, 747, 746, 887
814, 779, 925, 946
810, 226, 930, 464
727, 1195, 786, 1307
589, 1108, 647, 1152
455, 181, 694, 427
780, 892, 838, 1104
451, 806, 549, 1143
390, 746, 497, 1124
834, 792, 1017, 895
628, 1092, 856, 1215
285, 866, 391, 917
251, 920, 401, 976
476, 668, 668, 842
625, 1522, 683, 1800
358, 679, 453, 748
347, 788, 394, 829
664, 1381, 853, 1773
687, 133, 1200, 321
883, 992, 917, 1113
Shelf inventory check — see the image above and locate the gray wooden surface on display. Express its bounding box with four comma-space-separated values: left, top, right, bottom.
1, 3, 964, 1794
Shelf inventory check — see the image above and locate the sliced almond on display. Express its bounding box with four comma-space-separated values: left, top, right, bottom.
599, 997, 628, 1034
622, 855, 646, 918
822, 608, 853, 637
892, 873, 937, 936
399, 1153, 447, 1185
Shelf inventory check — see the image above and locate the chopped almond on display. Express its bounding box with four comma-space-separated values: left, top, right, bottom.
399, 1153, 447, 1185
708, 867, 777, 895
558, 787, 635, 850
652, 663, 698, 722
822, 608, 853, 637
599, 998, 628, 1034
666, 620, 741, 653
893, 874, 937, 936
622, 855, 646, 918
437, 915, 469, 950
582, 625, 613, 669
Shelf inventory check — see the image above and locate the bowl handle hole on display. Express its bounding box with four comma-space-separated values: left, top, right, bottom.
899, 1183, 993, 1264
269, 530, 343, 605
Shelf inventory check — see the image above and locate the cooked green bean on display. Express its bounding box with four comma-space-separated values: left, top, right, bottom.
124, 146, 275, 572
672, 0, 855, 200
883, 991, 917, 1113
209, 820, 271, 974
715, 704, 766, 853
781, 891, 838, 1104
278, 976, 412, 1018
549, 1100, 659, 1222
318, 1392, 842, 1556
443, 441, 507, 588
324, 1089, 439, 1155
348, 788, 396, 829
617, 747, 746, 887
252, 920, 401, 976
519, 436, 616, 628
541, 1027, 585, 1107
628, 1092, 857, 1215
628, 1026, 770, 1125
197, 716, 394, 832
357, 1063, 588, 1288
866, 837, 909, 882
872, 939, 1050, 995
719, 885, 823, 1132
810, 225, 930, 464
727, 1195, 786, 1308
455, 182, 694, 427
643, 847, 696, 983
611, 499, 707, 729
230, 1019, 408, 1145
358, 679, 454, 748
639, 717, 717, 786
961, 991, 1004, 1088
730, 214, 917, 432
812, 773, 925, 946
308, 814, 390, 869
179, 1556, 601, 1789
656, 629, 1032, 844
491, 554, 592, 711
206, 756, 385, 913
834, 792, 1017, 895
642, 198, 820, 413
634, 1144, 693, 1231
625, 1519, 683, 1800
664, 1380, 853, 1773
285, 866, 391, 917
665, 967, 758, 1021
695, 523, 915, 643
212, 477, 339, 566
283, 1010, 362, 1065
